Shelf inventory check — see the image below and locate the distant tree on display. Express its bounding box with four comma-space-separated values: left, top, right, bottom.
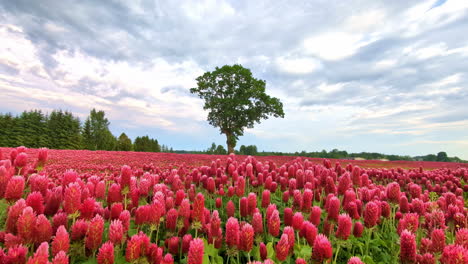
48, 110, 82, 149
102, 130, 118, 151
239, 145, 246, 155
134, 136, 146, 152
190, 64, 284, 153
152, 138, 161, 152
207, 142, 217, 154
215, 145, 227, 155
423, 154, 437, 161
436, 151, 448, 162
238, 145, 258, 155
134, 135, 160, 152
117, 133, 132, 151
81, 109, 114, 150
0, 113, 18, 147
15, 110, 49, 148
81, 117, 92, 149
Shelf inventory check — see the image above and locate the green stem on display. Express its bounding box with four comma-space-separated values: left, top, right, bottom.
333, 242, 341, 264
296, 231, 300, 247
115, 245, 120, 261
149, 229, 154, 242
365, 228, 372, 256
155, 223, 160, 244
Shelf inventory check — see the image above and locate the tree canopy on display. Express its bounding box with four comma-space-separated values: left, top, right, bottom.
239, 145, 258, 155
48, 110, 82, 149
206, 142, 227, 155
0, 109, 163, 153
117, 133, 133, 151
436, 151, 449, 162
134, 136, 160, 152
190, 64, 284, 153
82, 109, 116, 150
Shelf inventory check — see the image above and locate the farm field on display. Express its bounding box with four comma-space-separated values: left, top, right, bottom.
0, 147, 467, 264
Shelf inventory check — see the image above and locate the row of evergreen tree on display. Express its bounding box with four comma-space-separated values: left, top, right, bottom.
0, 109, 162, 152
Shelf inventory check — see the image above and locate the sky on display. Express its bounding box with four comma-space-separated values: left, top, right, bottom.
0, 0, 468, 159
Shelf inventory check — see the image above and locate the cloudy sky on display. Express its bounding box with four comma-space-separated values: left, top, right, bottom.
1, 0, 468, 158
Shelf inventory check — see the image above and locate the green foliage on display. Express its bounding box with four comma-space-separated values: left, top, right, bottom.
160, 144, 173, 153
202, 238, 223, 264
0, 110, 55, 148
0, 199, 9, 228
48, 110, 82, 149
82, 117, 93, 149
436, 151, 448, 162
190, 64, 284, 153
423, 154, 437, 161
293, 244, 312, 260
82, 109, 116, 150
238, 145, 258, 155
207, 142, 217, 154
215, 144, 227, 155
15, 110, 49, 148
0, 113, 17, 147
206, 142, 227, 155
134, 135, 160, 152
0, 109, 163, 153
117, 133, 133, 151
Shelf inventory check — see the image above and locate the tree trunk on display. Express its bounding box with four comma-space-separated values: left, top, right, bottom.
225, 131, 235, 154
227, 144, 234, 154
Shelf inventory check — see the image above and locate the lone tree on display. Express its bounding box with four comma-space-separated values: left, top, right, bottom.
190, 64, 284, 153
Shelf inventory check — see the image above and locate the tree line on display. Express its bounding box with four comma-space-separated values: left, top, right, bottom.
0, 109, 162, 152
175, 145, 467, 163
1, 109, 466, 162
173, 143, 257, 156
254, 149, 466, 163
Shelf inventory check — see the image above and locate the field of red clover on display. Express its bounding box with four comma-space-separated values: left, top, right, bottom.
0, 147, 467, 264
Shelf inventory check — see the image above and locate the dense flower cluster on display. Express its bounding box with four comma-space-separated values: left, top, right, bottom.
0, 146, 466, 264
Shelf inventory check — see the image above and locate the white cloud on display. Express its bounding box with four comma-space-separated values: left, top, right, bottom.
276, 56, 322, 74
413, 43, 448, 60
317, 82, 346, 93
303, 32, 374, 61
375, 59, 398, 70
426, 73, 462, 88
50, 49, 207, 120
402, 0, 468, 37
367, 128, 424, 136
0, 23, 46, 76
352, 102, 433, 121
0, 23, 208, 132
44, 22, 67, 33
346, 9, 387, 33
182, 0, 235, 21
427, 86, 462, 96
